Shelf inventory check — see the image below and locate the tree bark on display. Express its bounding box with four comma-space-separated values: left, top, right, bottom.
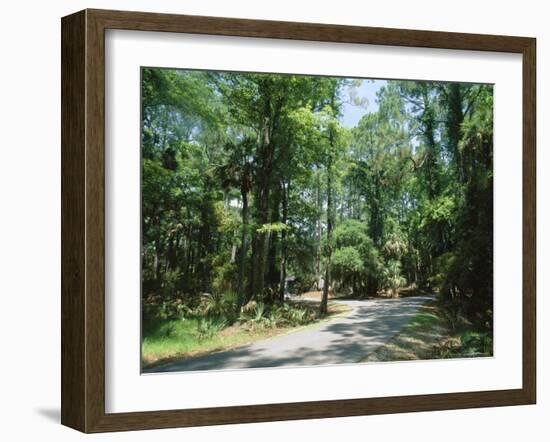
320, 153, 333, 316
250, 116, 273, 300
279, 179, 289, 302
237, 190, 248, 301
315, 171, 322, 289
446, 83, 465, 182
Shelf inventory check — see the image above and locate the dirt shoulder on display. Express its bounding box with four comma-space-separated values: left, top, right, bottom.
363, 301, 448, 362
363, 299, 493, 362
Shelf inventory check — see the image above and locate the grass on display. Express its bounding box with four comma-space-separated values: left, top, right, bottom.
142, 301, 350, 369
363, 300, 493, 362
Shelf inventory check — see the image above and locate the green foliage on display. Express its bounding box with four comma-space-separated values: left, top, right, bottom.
434, 331, 493, 358
331, 246, 364, 293
211, 258, 237, 295
160, 269, 180, 298
256, 222, 290, 234
198, 292, 241, 323
330, 220, 382, 295
252, 302, 267, 323
383, 232, 408, 260
237, 300, 320, 329
291, 271, 317, 295
143, 297, 193, 322
381, 260, 406, 297
333, 219, 369, 249
332, 247, 364, 274
272, 303, 318, 327
196, 317, 227, 341
420, 194, 456, 229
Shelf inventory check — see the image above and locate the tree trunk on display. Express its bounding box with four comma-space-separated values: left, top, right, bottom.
196, 199, 212, 293
320, 155, 333, 316
279, 179, 289, 302
237, 190, 248, 301
446, 83, 465, 182
250, 106, 275, 300
250, 186, 269, 300
267, 189, 281, 289
315, 171, 322, 289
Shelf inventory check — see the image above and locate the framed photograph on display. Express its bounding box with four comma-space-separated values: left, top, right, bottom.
61, 9, 536, 433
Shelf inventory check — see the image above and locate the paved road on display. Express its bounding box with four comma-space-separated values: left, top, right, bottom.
145, 296, 434, 373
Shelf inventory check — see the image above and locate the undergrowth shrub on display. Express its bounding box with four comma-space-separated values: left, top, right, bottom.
195, 316, 227, 341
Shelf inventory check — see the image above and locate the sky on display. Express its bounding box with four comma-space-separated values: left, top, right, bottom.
340, 79, 387, 128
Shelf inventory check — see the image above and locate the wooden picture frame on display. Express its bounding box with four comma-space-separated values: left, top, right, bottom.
61, 8, 536, 433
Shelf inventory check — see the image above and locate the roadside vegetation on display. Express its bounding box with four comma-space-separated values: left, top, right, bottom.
363, 298, 493, 363
142, 293, 349, 368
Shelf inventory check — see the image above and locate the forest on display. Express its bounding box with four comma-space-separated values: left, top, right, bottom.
141, 68, 494, 368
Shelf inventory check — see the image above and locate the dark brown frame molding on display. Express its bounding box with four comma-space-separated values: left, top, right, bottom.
61, 8, 536, 433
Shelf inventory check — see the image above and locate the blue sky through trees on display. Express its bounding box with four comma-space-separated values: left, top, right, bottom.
340, 79, 386, 127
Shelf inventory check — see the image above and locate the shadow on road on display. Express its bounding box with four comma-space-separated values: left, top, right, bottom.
145, 296, 434, 373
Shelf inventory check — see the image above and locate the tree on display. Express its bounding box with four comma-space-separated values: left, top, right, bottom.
319, 80, 348, 315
